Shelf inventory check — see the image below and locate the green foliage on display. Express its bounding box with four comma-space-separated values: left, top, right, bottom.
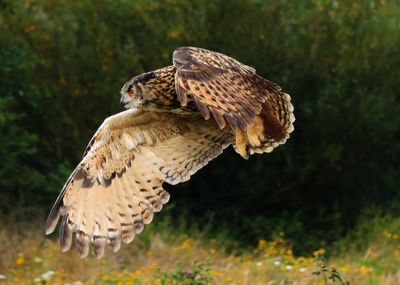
0, 0, 399, 250
156, 262, 212, 285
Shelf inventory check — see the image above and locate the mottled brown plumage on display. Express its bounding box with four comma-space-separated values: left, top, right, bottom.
46, 47, 295, 258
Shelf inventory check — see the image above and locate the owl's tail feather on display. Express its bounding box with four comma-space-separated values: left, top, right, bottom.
234, 92, 295, 159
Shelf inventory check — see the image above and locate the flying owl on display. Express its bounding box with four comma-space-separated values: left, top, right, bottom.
46, 47, 295, 258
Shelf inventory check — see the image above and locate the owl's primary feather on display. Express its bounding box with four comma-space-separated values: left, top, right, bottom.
46, 47, 295, 258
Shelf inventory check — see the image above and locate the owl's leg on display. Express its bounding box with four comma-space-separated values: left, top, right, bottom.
233, 95, 295, 157
246, 116, 265, 147
234, 128, 250, 159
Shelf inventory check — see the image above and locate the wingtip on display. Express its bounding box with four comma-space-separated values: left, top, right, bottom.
93, 236, 107, 259
61, 247, 70, 253
45, 227, 54, 235
45, 211, 60, 235
76, 231, 90, 258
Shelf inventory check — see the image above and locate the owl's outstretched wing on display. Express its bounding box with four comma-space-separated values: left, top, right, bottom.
173, 47, 294, 158
46, 109, 232, 258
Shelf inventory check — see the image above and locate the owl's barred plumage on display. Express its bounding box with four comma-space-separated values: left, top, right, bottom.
46, 47, 295, 258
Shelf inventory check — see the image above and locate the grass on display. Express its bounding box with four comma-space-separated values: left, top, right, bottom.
0, 209, 400, 285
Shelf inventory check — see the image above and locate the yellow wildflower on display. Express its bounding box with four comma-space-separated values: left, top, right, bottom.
258, 239, 266, 249
359, 265, 373, 275
383, 230, 392, 238
180, 238, 192, 250
210, 269, 224, 277
224, 275, 233, 281
131, 270, 141, 278
16, 255, 25, 266
313, 248, 326, 257
34, 256, 42, 263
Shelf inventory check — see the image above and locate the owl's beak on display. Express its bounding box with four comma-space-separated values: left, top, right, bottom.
120, 92, 129, 108
120, 97, 126, 108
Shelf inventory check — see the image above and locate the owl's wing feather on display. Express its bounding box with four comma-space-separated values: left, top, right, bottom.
173, 47, 284, 131
46, 109, 232, 258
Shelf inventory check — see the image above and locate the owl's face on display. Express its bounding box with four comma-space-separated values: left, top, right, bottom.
120, 71, 159, 110
120, 78, 145, 110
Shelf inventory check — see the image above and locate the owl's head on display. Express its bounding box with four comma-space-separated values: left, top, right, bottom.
120, 71, 155, 110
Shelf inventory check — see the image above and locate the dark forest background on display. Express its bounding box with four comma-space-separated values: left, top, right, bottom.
1, 0, 399, 253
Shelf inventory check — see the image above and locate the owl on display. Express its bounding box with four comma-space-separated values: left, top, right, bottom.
46, 47, 295, 258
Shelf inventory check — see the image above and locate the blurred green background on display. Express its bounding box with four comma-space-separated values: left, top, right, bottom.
1, 0, 399, 253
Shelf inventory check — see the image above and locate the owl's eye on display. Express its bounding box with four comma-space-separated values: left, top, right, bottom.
128, 89, 136, 97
